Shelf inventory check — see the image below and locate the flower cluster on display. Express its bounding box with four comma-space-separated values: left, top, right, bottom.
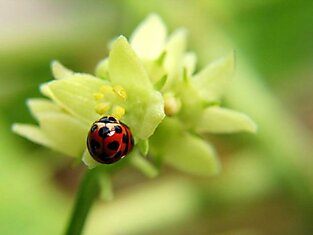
13, 14, 256, 176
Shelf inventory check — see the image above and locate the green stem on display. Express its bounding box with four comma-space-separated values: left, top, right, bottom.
65, 168, 100, 235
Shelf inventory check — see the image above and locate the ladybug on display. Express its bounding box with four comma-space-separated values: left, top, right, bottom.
87, 116, 134, 164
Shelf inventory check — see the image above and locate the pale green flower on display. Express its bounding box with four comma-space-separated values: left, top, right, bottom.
13, 14, 256, 177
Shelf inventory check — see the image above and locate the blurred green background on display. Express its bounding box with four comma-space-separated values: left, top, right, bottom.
1, 0, 312, 234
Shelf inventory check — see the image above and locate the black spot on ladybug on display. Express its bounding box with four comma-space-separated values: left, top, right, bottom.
90, 139, 100, 151
114, 150, 122, 159
107, 141, 119, 151
99, 152, 110, 160
104, 158, 117, 164
96, 152, 118, 164
123, 145, 128, 156
114, 125, 122, 133
99, 127, 110, 138
122, 134, 128, 143
87, 117, 134, 164
109, 117, 117, 123
123, 134, 129, 156
91, 124, 98, 132
99, 116, 110, 123
99, 116, 118, 123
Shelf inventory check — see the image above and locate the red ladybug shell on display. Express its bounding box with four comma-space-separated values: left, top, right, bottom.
87, 116, 134, 164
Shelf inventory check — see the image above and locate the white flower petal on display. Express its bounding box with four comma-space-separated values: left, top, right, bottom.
130, 14, 167, 60
27, 98, 61, 120
163, 28, 187, 89
150, 118, 220, 176
12, 123, 84, 157
12, 124, 54, 148
183, 52, 197, 77
196, 106, 257, 133
51, 60, 74, 80
109, 36, 165, 139
36, 112, 89, 157
41, 74, 108, 125
82, 149, 100, 169
95, 58, 109, 80
193, 51, 235, 101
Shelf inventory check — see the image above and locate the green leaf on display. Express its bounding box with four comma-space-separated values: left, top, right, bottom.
150, 118, 220, 176
36, 112, 89, 157
41, 74, 108, 125
196, 106, 257, 134
193, 52, 235, 102
130, 14, 167, 60
109, 36, 165, 139
129, 151, 159, 178
51, 60, 74, 80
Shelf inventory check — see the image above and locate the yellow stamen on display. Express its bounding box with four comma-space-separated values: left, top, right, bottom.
113, 85, 127, 100
95, 103, 111, 115
112, 105, 125, 119
100, 85, 113, 94
93, 92, 104, 101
